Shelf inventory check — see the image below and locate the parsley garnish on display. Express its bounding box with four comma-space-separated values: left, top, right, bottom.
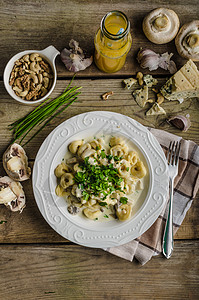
104, 214, 109, 218
99, 202, 107, 206
74, 156, 123, 202
120, 197, 128, 204
100, 150, 106, 159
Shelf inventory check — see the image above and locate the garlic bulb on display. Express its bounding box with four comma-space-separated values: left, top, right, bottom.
137, 48, 177, 73
167, 114, 191, 132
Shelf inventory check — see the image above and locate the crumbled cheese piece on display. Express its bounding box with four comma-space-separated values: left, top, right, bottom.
143, 74, 158, 87
132, 86, 149, 107
146, 103, 166, 116
123, 78, 137, 89
160, 59, 199, 101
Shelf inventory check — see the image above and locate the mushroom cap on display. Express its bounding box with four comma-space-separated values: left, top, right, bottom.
175, 20, 199, 61
142, 8, 180, 44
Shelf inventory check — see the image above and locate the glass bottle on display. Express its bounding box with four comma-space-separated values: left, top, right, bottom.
94, 11, 132, 73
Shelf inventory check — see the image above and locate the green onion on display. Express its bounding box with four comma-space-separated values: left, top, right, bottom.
8, 77, 82, 146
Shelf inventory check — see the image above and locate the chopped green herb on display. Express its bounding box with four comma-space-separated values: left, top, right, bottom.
120, 197, 128, 204
96, 146, 100, 150
73, 155, 124, 204
100, 150, 106, 159
99, 202, 107, 206
104, 214, 109, 218
126, 167, 129, 171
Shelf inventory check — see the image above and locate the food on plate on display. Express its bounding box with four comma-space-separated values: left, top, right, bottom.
142, 8, 180, 44
123, 78, 137, 89
0, 176, 26, 212
54, 136, 147, 221
160, 59, 199, 101
143, 74, 158, 87
146, 103, 166, 116
137, 48, 177, 73
175, 20, 199, 61
136, 72, 144, 86
94, 11, 132, 73
9, 53, 53, 101
101, 91, 114, 100
132, 86, 153, 107
167, 114, 191, 132
3, 143, 31, 181
61, 39, 93, 72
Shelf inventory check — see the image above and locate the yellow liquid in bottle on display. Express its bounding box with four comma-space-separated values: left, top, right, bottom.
94, 12, 132, 73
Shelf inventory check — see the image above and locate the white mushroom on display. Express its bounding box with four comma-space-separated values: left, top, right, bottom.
3, 143, 31, 181
142, 8, 180, 44
0, 176, 26, 212
175, 20, 199, 61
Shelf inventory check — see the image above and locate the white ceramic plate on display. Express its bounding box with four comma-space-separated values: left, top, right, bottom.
32, 111, 169, 248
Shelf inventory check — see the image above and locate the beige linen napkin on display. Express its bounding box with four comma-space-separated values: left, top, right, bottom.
106, 128, 199, 265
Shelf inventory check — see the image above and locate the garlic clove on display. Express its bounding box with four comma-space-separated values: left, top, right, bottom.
61, 39, 93, 72
137, 48, 160, 71
137, 48, 177, 73
167, 115, 191, 131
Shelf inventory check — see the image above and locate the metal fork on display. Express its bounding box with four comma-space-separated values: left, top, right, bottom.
163, 141, 181, 259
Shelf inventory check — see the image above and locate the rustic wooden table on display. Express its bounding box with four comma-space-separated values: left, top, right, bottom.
0, 1, 199, 299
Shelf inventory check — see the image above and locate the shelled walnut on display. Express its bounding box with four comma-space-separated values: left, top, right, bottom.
9, 53, 53, 101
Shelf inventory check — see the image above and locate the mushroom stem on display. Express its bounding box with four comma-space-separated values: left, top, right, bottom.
154, 15, 169, 30
186, 34, 199, 48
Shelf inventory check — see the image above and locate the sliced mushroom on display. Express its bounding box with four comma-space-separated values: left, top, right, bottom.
67, 205, 80, 215
3, 143, 31, 181
175, 20, 199, 61
143, 8, 180, 44
0, 176, 26, 212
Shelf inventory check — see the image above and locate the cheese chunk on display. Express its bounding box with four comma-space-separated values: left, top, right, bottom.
143, 75, 158, 87
146, 103, 166, 116
160, 59, 199, 101
123, 78, 137, 89
132, 86, 149, 107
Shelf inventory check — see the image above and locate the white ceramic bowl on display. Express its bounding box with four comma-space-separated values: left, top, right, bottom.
3, 45, 60, 105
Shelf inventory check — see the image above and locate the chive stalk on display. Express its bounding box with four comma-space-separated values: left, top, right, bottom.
9, 78, 81, 146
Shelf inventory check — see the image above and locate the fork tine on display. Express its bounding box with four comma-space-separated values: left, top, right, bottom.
166, 141, 172, 161
172, 142, 178, 165
169, 141, 175, 165
175, 141, 181, 165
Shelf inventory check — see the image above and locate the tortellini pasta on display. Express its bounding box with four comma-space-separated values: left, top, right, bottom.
54, 136, 147, 222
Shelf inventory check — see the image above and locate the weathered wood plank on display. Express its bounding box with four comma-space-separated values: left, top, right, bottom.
0, 241, 198, 300
0, 0, 199, 77
0, 79, 198, 160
